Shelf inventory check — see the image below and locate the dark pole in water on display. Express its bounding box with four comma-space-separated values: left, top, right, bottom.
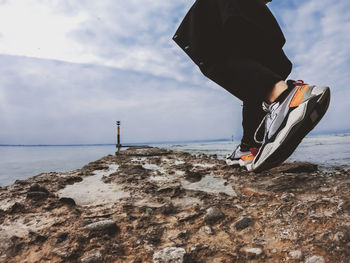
116, 121, 121, 152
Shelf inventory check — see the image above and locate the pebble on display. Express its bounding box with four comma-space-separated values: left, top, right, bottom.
235, 217, 253, 231
204, 207, 225, 225
243, 247, 263, 256
305, 255, 325, 263
204, 226, 213, 235
185, 170, 202, 182
235, 204, 244, 210
81, 249, 102, 263
289, 250, 303, 260
153, 247, 186, 263
84, 220, 119, 235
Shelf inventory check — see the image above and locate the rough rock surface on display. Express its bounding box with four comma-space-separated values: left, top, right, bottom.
0, 146, 350, 262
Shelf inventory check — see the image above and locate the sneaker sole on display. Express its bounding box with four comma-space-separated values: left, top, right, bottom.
226, 159, 240, 166
239, 159, 253, 167
249, 87, 330, 172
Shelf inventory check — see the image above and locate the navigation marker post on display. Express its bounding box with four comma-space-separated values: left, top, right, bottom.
116, 121, 121, 153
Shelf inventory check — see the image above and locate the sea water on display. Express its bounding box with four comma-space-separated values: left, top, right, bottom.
0, 134, 349, 186
0, 145, 117, 186
168, 134, 350, 170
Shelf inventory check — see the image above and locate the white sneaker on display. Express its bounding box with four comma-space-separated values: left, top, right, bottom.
247, 80, 331, 172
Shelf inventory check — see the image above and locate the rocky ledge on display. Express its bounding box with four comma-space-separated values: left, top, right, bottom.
0, 146, 350, 263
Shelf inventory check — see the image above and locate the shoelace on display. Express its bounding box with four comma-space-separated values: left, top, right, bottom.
227, 144, 241, 159
253, 80, 307, 144
253, 102, 271, 144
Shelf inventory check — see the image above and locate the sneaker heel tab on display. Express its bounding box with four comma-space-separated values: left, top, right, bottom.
293, 80, 308, 86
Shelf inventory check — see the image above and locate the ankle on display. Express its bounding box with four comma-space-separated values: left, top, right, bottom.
266, 80, 288, 103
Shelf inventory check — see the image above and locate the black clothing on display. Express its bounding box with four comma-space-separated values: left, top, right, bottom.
173, 0, 292, 147
173, 0, 292, 102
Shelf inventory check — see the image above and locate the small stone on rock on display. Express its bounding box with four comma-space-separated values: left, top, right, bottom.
305, 255, 325, 263
185, 170, 202, 182
84, 220, 119, 235
153, 247, 186, 263
244, 248, 263, 256
289, 250, 303, 260
204, 226, 213, 235
235, 204, 244, 210
235, 217, 253, 231
81, 249, 102, 263
204, 207, 225, 225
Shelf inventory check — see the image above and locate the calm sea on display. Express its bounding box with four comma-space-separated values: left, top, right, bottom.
1, 134, 349, 186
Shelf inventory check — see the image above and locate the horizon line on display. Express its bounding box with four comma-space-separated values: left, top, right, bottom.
0, 138, 231, 147
1, 131, 350, 147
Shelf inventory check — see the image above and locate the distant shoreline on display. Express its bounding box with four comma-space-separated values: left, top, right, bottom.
1, 132, 349, 147
0, 138, 231, 147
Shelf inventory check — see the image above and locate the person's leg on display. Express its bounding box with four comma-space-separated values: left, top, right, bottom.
241, 100, 265, 149
202, 55, 285, 165
203, 55, 284, 103
225, 100, 266, 166
266, 80, 288, 103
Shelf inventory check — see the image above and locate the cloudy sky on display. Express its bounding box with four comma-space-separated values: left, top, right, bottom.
0, 0, 349, 145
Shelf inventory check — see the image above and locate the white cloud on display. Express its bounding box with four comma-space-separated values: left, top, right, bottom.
0, 0, 201, 84
0, 0, 97, 62
0, 0, 349, 144
0, 55, 240, 144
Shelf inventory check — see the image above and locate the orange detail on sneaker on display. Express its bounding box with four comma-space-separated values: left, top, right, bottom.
238, 147, 260, 167
241, 153, 255, 162
289, 84, 310, 108
241, 147, 259, 162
